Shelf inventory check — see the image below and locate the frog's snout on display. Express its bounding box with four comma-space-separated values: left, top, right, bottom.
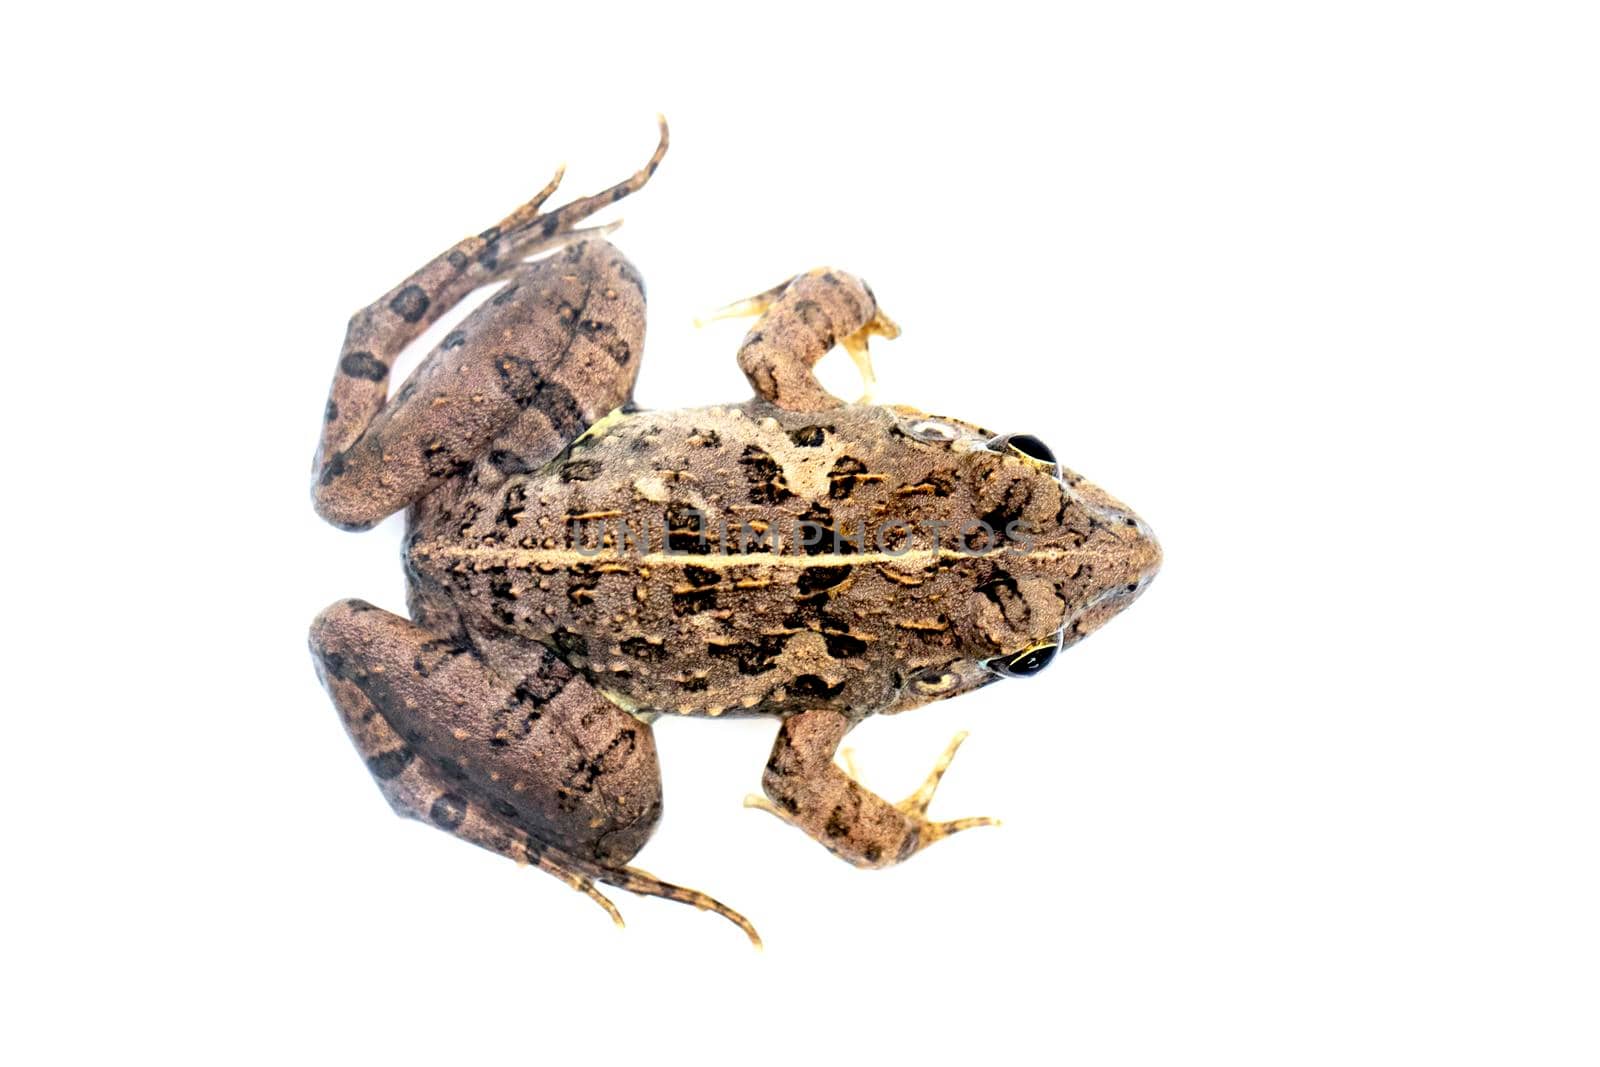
1128, 513, 1163, 586
1109, 513, 1162, 610
1062, 512, 1161, 648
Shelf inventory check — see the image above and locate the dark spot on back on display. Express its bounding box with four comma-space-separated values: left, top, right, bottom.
707, 633, 793, 675
621, 636, 665, 660
823, 630, 868, 658
488, 576, 518, 627
672, 588, 718, 615
665, 503, 713, 554
566, 565, 603, 605
791, 674, 846, 700
682, 565, 720, 588
828, 456, 870, 500
788, 425, 829, 447
977, 568, 1020, 608
797, 565, 853, 596
739, 446, 793, 504
979, 482, 1031, 543
496, 483, 528, 528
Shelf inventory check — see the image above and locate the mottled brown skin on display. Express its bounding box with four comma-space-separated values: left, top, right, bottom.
309, 119, 1161, 943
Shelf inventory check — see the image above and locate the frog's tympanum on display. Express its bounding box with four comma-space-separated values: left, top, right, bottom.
309, 119, 1161, 945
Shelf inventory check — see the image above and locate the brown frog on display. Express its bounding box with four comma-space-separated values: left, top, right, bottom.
309, 118, 1161, 945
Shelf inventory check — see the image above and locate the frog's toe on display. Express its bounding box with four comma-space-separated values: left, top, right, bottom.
895, 730, 976, 817
840, 744, 862, 782
541, 847, 761, 947
892, 730, 1001, 850
840, 307, 899, 404
743, 792, 791, 822
910, 813, 1001, 850
568, 859, 762, 948
561, 872, 625, 928
693, 277, 792, 328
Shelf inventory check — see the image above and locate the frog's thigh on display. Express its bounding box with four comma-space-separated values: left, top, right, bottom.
309, 598, 661, 866
470, 242, 648, 477
734, 269, 889, 411
313, 125, 666, 530
315, 241, 646, 529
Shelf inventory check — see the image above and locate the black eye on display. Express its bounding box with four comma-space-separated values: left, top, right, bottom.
985, 641, 1059, 678
990, 433, 1059, 472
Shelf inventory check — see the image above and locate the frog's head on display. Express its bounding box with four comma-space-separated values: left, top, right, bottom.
876, 413, 1161, 714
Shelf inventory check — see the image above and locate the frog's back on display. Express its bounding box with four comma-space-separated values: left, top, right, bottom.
409, 401, 1042, 717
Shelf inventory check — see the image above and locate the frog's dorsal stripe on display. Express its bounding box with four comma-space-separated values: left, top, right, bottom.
427, 544, 1110, 569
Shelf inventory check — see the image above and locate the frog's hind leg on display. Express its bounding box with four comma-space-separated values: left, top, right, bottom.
309, 598, 760, 946
704, 268, 899, 410
746, 709, 996, 869
312, 119, 667, 530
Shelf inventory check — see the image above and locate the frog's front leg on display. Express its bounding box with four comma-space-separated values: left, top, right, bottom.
708, 268, 899, 410
747, 709, 996, 869
312, 121, 666, 530
309, 599, 760, 944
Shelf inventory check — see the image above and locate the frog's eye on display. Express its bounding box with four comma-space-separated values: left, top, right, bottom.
989, 433, 1060, 474
983, 640, 1060, 679
907, 420, 961, 443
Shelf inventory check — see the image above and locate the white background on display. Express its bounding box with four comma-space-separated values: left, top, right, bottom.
5, 2, 1597, 1064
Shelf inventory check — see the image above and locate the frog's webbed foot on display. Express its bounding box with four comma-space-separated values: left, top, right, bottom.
891, 730, 1000, 846
746, 730, 991, 842
532, 848, 763, 949
699, 268, 898, 410
693, 278, 794, 328
840, 743, 863, 782
747, 710, 998, 869
838, 307, 899, 405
